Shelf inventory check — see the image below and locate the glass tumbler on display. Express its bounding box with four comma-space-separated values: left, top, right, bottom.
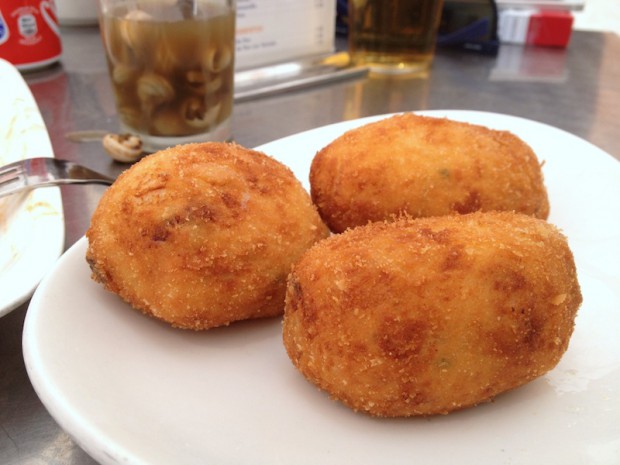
98, 0, 236, 151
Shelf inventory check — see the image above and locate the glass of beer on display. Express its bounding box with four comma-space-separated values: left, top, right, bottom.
348, 0, 444, 76
98, 0, 236, 152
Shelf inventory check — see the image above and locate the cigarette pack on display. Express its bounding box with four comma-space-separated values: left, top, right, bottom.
498, 8, 573, 47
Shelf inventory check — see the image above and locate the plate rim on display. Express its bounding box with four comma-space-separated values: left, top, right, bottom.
0, 58, 65, 317
23, 109, 620, 465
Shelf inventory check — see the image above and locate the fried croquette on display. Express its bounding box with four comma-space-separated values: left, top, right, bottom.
86, 142, 329, 330
282, 212, 582, 417
310, 113, 550, 233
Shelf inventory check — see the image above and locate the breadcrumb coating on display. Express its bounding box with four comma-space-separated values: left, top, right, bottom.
310, 113, 550, 233
283, 212, 582, 416
86, 142, 329, 329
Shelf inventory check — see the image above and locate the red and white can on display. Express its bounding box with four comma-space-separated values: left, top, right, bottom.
0, 0, 62, 71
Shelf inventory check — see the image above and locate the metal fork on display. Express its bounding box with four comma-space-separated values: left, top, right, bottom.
0, 157, 114, 199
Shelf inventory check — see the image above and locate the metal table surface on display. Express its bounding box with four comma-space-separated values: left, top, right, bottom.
1, 26, 619, 464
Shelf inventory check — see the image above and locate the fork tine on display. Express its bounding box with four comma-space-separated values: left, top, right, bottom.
0, 161, 18, 175
0, 161, 27, 198
0, 158, 114, 199
0, 165, 21, 183
0, 160, 25, 179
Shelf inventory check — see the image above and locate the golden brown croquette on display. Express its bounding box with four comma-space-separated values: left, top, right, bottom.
87, 142, 329, 329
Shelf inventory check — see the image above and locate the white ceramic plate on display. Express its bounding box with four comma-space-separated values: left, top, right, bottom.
24, 111, 620, 465
0, 58, 64, 317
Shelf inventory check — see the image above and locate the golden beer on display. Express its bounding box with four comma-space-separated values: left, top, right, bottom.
348, 0, 444, 75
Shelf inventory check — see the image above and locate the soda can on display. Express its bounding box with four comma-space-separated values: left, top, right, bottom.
0, 0, 62, 71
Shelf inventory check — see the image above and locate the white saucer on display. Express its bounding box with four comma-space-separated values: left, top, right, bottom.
0, 58, 64, 317
23, 111, 620, 465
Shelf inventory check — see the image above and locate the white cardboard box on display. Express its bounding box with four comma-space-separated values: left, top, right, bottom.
235, 0, 336, 70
